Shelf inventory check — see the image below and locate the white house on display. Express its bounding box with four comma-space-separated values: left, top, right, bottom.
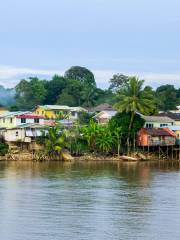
94, 110, 117, 124
0, 112, 45, 129
0, 123, 44, 143
142, 116, 175, 128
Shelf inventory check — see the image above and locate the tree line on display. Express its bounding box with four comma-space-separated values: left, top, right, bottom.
0, 66, 179, 111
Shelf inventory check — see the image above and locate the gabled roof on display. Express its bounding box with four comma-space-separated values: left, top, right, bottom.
141, 128, 175, 137
94, 110, 117, 119
69, 107, 87, 112
37, 105, 70, 110
157, 112, 180, 120
87, 103, 114, 112
142, 115, 175, 123
16, 114, 44, 119
36, 105, 87, 112
0, 111, 31, 118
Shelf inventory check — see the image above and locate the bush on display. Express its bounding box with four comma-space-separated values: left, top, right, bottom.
0, 143, 9, 156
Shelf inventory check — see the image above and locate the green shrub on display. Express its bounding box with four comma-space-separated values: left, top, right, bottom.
0, 143, 9, 156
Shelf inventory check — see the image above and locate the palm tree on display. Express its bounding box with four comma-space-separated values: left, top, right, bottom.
82, 84, 97, 107
114, 77, 155, 152
114, 77, 155, 129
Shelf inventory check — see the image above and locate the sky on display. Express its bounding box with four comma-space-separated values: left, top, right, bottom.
0, 0, 180, 89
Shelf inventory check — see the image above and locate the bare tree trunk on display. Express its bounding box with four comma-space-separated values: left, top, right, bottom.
127, 112, 135, 155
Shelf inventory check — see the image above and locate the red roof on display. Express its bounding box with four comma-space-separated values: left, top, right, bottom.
141, 128, 176, 137
17, 115, 45, 119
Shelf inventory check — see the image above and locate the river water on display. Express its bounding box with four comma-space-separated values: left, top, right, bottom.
0, 161, 180, 240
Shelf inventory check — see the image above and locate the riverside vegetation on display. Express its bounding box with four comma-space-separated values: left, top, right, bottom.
35, 77, 157, 160
0, 66, 179, 160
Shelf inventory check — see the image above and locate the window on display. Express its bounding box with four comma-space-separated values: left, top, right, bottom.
34, 118, 39, 123
16, 131, 18, 136
160, 124, 168, 127
10, 118, 13, 123
21, 118, 26, 123
54, 110, 59, 115
146, 123, 154, 128
3, 118, 5, 123
71, 111, 76, 116
37, 111, 39, 114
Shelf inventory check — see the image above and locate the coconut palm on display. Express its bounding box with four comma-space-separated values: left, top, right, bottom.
114, 77, 155, 130
114, 77, 155, 153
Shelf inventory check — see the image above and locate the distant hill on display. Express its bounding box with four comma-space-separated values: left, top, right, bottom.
0, 85, 15, 107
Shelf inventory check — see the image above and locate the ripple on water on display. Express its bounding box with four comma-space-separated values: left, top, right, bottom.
0, 161, 180, 240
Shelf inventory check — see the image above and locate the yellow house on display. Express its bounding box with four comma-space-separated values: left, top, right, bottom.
33, 105, 87, 119
33, 105, 70, 119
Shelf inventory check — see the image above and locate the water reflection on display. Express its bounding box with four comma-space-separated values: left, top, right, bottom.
0, 161, 180, 239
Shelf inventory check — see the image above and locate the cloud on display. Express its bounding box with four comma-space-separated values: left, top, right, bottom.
0, 65, 64, 88
0, 65, 179, 89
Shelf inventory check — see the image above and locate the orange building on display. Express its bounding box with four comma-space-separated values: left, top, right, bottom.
137, 128, 176, 147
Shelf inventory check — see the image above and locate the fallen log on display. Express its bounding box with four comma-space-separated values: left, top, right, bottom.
120, 155, 138, 161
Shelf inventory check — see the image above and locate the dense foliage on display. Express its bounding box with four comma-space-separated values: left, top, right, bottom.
13, 67, 114, 110
0, 143, 9, 156
109, 112, 145, 142
0, 67, 179, 112
64, 66, 96, 87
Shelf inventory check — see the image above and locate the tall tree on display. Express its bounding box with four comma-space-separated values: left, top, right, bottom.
64, 66, 96, 87
81, 84, 98, 107
114, 77, 156, 150
109, 74, 129, 92
44, 75, 67, 104
56, 90, 77, 106
156, 85, 178, 111
15, 77, 47, 110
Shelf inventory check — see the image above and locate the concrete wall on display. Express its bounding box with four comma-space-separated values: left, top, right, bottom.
3, 129, 26, 142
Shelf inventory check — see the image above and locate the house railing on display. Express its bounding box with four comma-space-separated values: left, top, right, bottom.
148, 139, 175, 146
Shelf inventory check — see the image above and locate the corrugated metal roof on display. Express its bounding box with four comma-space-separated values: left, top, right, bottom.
38, 105, 87, 112
17, 115, 44, 119
168, 126, 180, 131
94, 110, 117, 119
38, 105, 70, 110
157, 112, 180, 120
87, 103, 114, 112
143, 115, 175, 123
0, 111, 31, 118
144, 128, 174, 136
